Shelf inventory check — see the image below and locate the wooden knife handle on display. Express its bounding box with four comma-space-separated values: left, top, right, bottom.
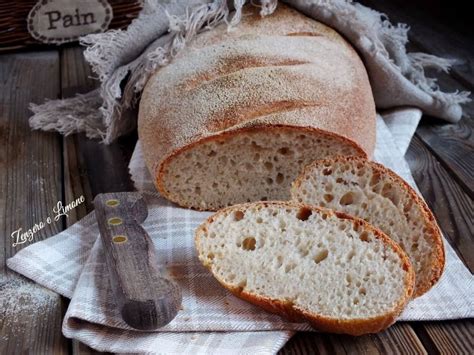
93, 192, 182, 330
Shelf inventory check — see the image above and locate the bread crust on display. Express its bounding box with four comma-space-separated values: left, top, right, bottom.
291, 156, 445, 297
156, 125, 367, 211
138, 4, 377, 203
195, 201, 415, 336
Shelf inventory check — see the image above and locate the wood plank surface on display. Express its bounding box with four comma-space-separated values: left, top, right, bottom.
281, 323, 426, 355
60, 46, 109, 355
416, 118, 474, 199
61, 46, 97, 217
0, 52, 62, 266
405, 136, 474, 271
412, 56, 474, 199
412, 320, 474, 355
412, 67, 474, 199
406, 136, 474, 355
0, 51, 69, 354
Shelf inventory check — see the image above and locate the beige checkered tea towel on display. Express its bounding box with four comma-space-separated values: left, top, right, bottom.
7, 109, 474, 354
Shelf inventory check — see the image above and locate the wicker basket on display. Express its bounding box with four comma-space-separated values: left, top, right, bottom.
0, 0, 142, 52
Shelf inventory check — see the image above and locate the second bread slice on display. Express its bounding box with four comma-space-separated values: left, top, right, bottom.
291, 156, 445, 297
195, 201, 414, 335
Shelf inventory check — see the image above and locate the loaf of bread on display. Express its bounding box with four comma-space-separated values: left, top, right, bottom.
195, 201, 414, 335
291, 156, 445, 297
138, 4, 376, 210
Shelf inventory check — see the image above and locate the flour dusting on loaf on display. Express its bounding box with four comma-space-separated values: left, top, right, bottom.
139, 4, 376, 210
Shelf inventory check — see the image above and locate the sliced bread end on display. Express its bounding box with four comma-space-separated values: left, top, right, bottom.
291, 156, 445, 297
195, 201, 415, 335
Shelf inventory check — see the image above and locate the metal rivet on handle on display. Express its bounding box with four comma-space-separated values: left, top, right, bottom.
108, 217, 123, 226
106, 199, 120, 207
112, 235, 128, 244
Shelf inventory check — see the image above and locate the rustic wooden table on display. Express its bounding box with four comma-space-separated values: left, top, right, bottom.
1, 1, 473, 353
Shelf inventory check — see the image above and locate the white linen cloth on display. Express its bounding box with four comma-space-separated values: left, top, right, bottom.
7, 109, 474, 354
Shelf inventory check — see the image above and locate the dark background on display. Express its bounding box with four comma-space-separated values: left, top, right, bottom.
362, 0, 473, 37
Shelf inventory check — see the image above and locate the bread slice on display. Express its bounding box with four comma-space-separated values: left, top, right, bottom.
291, 156, 445, 297
138, 4, 376, 211
195, 201, 415, 335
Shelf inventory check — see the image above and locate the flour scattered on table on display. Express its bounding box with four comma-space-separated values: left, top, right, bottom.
0, 276, 59, 342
